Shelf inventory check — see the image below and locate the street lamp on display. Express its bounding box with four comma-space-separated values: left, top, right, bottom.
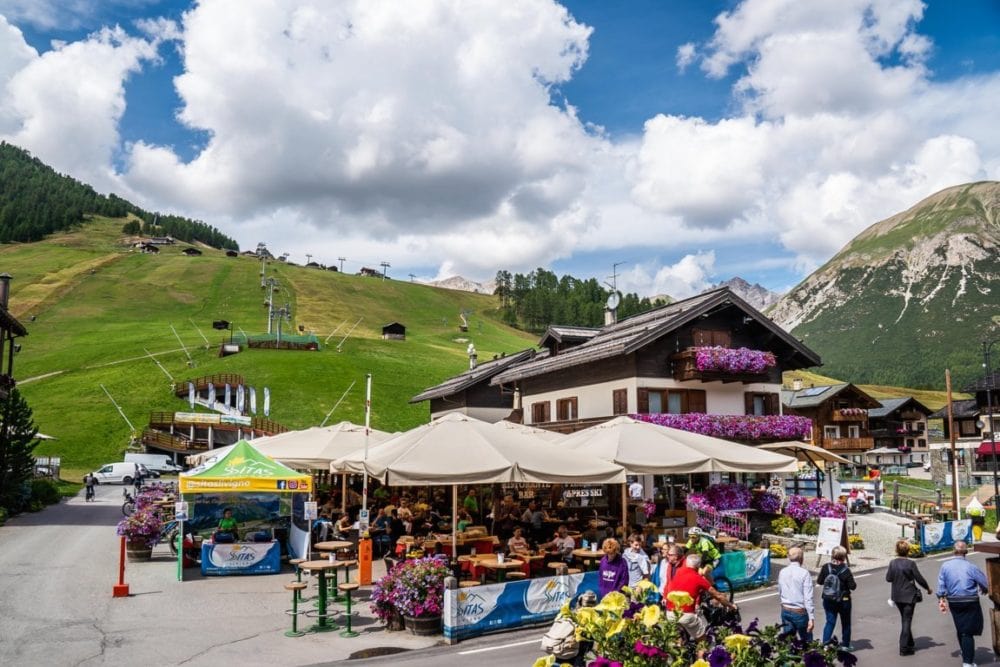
984, 339, 999, 509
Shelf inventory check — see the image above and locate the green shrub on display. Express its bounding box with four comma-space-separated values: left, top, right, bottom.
770, 515, 798, 533
29, 478, 61, 507
801, 518, 819, 535
0, 507, 7, 525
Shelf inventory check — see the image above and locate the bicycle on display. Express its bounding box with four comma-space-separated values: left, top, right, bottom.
121, 488, 136, 517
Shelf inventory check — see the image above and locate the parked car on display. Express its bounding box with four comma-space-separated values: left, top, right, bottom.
91, 462, 141, 485
125, 453, 182, 475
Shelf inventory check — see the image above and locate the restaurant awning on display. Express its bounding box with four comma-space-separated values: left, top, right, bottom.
976, 442, 1000, 456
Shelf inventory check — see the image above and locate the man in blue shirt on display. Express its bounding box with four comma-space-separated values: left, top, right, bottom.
937, 541, 988, 667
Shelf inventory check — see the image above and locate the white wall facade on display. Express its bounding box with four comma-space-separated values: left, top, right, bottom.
431, 405, 510, 423
523, 377, 784, 424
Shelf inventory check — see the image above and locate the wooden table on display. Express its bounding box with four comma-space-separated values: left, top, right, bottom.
715, 536, 739, 552
315, 540, 353, 556
571, 548, 603, 571
477, 557, 524, 583
299, 560, 341, 632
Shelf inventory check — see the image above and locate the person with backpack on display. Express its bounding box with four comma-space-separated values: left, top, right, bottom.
541, 590, 597, 666
816, 546, 857, 650
685, 527, 721, 574
84, 473, 97, 502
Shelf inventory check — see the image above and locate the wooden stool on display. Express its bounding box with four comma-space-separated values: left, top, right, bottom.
289, 558, 307, 601
283, 582, 309, 637
566, 568, 582, 575
505, 571, 527, 580
338, 583, 361, 638
547, 562, 568, 575
459, 580, 479, 588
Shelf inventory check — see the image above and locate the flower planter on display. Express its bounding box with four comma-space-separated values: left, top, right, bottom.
403, 614, 442, 636
125, 538, 153, 562
386, 611, 405, 632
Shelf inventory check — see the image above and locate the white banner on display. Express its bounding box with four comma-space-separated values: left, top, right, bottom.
249, 387, 257, 415
263, 387, 271, 417
207, 383, 216, 406
188, 382, 195, 409
224, 383, 231, 408
236, 385, 245, 414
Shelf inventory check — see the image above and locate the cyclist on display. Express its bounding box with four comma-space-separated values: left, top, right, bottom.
685, 527, 721, 576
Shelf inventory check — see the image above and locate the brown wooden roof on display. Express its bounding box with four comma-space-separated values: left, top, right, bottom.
491, 287, 819, 385
410, 349, 537, 403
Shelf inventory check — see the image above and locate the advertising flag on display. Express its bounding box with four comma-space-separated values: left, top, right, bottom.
207, 383, 216, 406
188, 382, 195, 410
224, 383, 231, 408
249, 387, 257, 415
263, 387, 271, 417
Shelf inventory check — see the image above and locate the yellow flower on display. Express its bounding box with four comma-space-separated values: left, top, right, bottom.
640, 604, 662, 627
690, 660, 710, 667
558, 602, 571, 617
635, 579, 657, 594
532, 656, 555, 667
595, 591, 628, 614
606, 618, 628, 637
666, 590, 694, 608
575, 607, 598, 625
724, 634, 752, 650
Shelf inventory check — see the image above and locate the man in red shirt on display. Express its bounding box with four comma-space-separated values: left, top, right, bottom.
665, 553, 737, 640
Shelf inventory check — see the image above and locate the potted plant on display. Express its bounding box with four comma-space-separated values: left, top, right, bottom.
116, 508, 163, 561
371, 555, 449, 635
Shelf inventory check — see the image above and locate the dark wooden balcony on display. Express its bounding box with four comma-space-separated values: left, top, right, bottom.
821, 437, 874, 451
669, 349, 771, 384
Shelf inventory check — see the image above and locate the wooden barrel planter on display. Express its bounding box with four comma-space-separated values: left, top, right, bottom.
125, 539, 153, 562
403, 615, 441, 636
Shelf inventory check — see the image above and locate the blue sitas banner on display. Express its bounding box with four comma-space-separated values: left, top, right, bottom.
921, 520, 972, 553
200, 542, 281, 575
444, 571, 598, 641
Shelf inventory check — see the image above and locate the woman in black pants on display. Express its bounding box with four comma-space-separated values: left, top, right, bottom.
886, 539, 934, 656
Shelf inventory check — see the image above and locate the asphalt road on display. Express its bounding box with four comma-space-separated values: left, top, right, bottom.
2, 486, 998, 666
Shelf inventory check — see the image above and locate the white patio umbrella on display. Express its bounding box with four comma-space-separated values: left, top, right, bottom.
332, 412, 625, 557
489, 419, 566, 442
559, 416, 800, 531
759, 441, 851, 499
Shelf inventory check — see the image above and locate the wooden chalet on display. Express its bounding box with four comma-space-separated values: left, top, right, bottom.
136, 242, 159, 254
381, 322, 406, 340
491, 287, 820, 436
865, 397, 932, 467
149, 236, 175, 245
182, 247, 203, 256
358, 267, 382, 278
0, 274, 27, 401
225, 250, 239, 257
411, 349, 536, 423
781, 383, 880, 461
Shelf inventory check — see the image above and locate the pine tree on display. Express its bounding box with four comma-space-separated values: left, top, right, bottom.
0, 389, 40, 513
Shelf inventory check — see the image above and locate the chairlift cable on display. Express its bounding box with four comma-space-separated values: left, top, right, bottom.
319, 380, 357, 427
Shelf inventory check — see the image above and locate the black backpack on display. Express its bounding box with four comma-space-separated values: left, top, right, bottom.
821, 565, 845, 601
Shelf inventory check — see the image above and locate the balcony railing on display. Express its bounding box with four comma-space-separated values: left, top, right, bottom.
821, 437, 874, 451
830, 408, 868, 422
669, 348, 772, 384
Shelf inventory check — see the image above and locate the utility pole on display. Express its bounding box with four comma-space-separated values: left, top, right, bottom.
338, 257, 346, 272
265, 278, 279, 334
380, 261, 391, 280
306, 253, 312, 265
257, 242, 267, 287
984, 339, 999, 509
272, 303, 291, 347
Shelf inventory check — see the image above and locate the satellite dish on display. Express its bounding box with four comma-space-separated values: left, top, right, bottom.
606, 292, 621, 310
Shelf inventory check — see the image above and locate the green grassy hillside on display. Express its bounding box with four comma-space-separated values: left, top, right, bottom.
3, 219, 535, 479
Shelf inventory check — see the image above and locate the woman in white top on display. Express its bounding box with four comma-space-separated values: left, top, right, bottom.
622, 533, 651, 587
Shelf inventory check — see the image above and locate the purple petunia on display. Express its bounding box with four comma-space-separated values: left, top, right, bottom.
802, 650, 828, 667
634, 413, 812, 441
694, 346, 777, 374
707, 645, 733, 667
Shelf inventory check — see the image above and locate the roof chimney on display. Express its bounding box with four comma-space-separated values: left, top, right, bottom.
792, 378, 803, 391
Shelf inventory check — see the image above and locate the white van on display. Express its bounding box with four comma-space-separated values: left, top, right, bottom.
125, 453, 183, 474
92, 462, 142, 485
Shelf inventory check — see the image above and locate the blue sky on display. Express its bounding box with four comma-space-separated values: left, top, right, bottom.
2, 1, 999, 297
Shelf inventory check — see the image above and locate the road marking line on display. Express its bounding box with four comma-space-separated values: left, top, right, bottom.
855, 573, 873, 578
739, 591, 778, 602
458, 638, 541, 654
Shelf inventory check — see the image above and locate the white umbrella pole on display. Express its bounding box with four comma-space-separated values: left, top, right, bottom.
362, 373, 372, 517
341, 474, 347, 515
452, 486, 458, 560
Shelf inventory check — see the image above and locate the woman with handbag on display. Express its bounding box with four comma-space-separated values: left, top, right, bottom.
886, 539, 934, 656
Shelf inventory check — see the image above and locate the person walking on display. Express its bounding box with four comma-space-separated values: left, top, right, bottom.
817, 546, 857, 650
937, 541, 988, 667
622, 533, 651, 587
886, 538, 933, 656
777, 546, 814, 641
650, 543, 684, 602
84, 473, 97, 502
